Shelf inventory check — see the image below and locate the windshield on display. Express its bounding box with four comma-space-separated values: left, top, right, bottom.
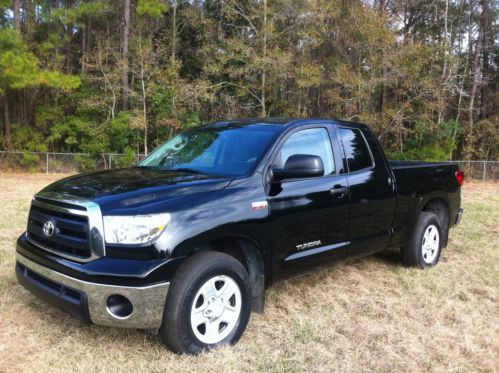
138, 125, 281, 177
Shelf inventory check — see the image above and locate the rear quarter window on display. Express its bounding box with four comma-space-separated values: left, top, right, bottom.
338, 128, 373, 172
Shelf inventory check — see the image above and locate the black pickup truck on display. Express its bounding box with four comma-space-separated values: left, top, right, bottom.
16, 118, 464, 354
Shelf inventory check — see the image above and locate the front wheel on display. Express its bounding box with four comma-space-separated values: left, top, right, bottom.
159, 251, 252, 354
402, 212, 443, 268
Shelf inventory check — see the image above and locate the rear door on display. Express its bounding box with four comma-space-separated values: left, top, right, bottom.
267, 125, 350, 279
336, 126, 396, 253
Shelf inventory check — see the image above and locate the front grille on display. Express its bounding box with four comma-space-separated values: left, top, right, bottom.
27, 202, 91, 259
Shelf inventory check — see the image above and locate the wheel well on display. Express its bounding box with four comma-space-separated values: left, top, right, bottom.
422, 198, 450, 247
199, 237, 266, 313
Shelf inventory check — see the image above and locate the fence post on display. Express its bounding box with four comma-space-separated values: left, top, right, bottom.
46, 152, 49, 174
483, 162, 486, 181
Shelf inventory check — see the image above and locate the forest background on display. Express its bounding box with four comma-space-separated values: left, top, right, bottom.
0, 0, 497, 162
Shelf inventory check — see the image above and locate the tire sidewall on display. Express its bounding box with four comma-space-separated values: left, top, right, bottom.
416, 214, 443, 267
174, 258, 251, 353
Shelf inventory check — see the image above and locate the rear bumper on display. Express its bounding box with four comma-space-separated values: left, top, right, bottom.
455, 208, 464, 226
16, 252, 169, 329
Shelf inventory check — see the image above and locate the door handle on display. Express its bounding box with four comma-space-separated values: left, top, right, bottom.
330, 186, 349, 196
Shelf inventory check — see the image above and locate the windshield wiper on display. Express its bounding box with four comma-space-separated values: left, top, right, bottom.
167, 167, 204, 175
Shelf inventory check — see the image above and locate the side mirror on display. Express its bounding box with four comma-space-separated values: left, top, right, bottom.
271, 154, 324, 182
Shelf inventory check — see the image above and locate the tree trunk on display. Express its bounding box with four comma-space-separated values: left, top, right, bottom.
480, 0, 491, 119
81, 20, 86, 74
66, 25, 72, 73
141, 77, 148, 155
378, 0, 387, 116
13, 0, 21, 30
3, 95, 11, 148
139, 34, 148, 155
297, 49, 304, 117
171, 0, 177, 61
438, 0, 449, 124
466, 25, 483, 159
81, 16, 91, 74
452, 62, 467, 159
65, 1, 73, 74
121, 0, 131, 110
260, 0, 267, 117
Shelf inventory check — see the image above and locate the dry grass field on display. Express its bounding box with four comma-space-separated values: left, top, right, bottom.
0, 174, 497, 372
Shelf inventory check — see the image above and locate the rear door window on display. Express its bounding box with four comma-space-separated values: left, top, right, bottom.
338, 128, 373, 172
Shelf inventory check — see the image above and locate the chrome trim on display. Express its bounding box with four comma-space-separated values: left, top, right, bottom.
106, 305, 133, 320
28, 191, 105, 262
31, 197, 88, 216
16, 252, 169, 329
455, 208, 464, 226
285, 241, 350, 261
26, 233, 97, 262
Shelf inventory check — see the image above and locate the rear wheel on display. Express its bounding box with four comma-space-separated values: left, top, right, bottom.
402, 212, 443, 268
421, 224, 440, 264
159, 251, 251, 354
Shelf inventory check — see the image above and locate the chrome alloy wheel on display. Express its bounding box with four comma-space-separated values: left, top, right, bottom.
422, 224, 440, 264
190, 275, 242, 344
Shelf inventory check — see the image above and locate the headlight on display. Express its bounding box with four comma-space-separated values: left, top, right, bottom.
103, 213, 171, 245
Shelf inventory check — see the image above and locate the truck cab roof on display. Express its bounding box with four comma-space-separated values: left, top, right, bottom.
202, 117, 370, 131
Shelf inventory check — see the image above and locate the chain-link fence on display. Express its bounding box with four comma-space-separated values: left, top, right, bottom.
0, 151, 498, 181
0, 151, 146, 174
449, 160, 499, 182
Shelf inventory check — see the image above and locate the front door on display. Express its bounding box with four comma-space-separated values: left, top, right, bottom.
267, 126, 350, 280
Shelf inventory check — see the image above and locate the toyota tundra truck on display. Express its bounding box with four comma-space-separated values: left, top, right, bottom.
15, 118, 464, 354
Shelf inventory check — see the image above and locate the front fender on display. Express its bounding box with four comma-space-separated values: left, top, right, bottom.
153, 184, 270, 260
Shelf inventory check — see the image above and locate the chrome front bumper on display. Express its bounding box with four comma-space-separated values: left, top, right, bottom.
16, 252, 169, 329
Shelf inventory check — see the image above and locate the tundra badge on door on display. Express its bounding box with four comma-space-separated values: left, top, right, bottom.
296, 240, 322, 251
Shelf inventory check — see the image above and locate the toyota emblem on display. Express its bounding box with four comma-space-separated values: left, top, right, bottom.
43, 220, 56, 237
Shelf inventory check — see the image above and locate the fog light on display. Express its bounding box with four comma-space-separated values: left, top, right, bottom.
106, 294, 133, 319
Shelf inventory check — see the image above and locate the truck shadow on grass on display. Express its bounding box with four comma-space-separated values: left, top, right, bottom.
15, 247, 406, 354
373, 248, 403, 265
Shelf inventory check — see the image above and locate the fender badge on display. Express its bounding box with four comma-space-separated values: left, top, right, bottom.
251, 201, 268, 211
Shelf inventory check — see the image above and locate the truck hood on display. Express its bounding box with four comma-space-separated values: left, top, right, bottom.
40, 167, 233, 213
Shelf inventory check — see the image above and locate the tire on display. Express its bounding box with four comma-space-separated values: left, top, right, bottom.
402, 212, 443, 268
159, 251, 252, 354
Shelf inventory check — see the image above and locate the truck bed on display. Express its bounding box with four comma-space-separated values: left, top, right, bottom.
388, 159, 461, 247
388, 160, 459, 190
